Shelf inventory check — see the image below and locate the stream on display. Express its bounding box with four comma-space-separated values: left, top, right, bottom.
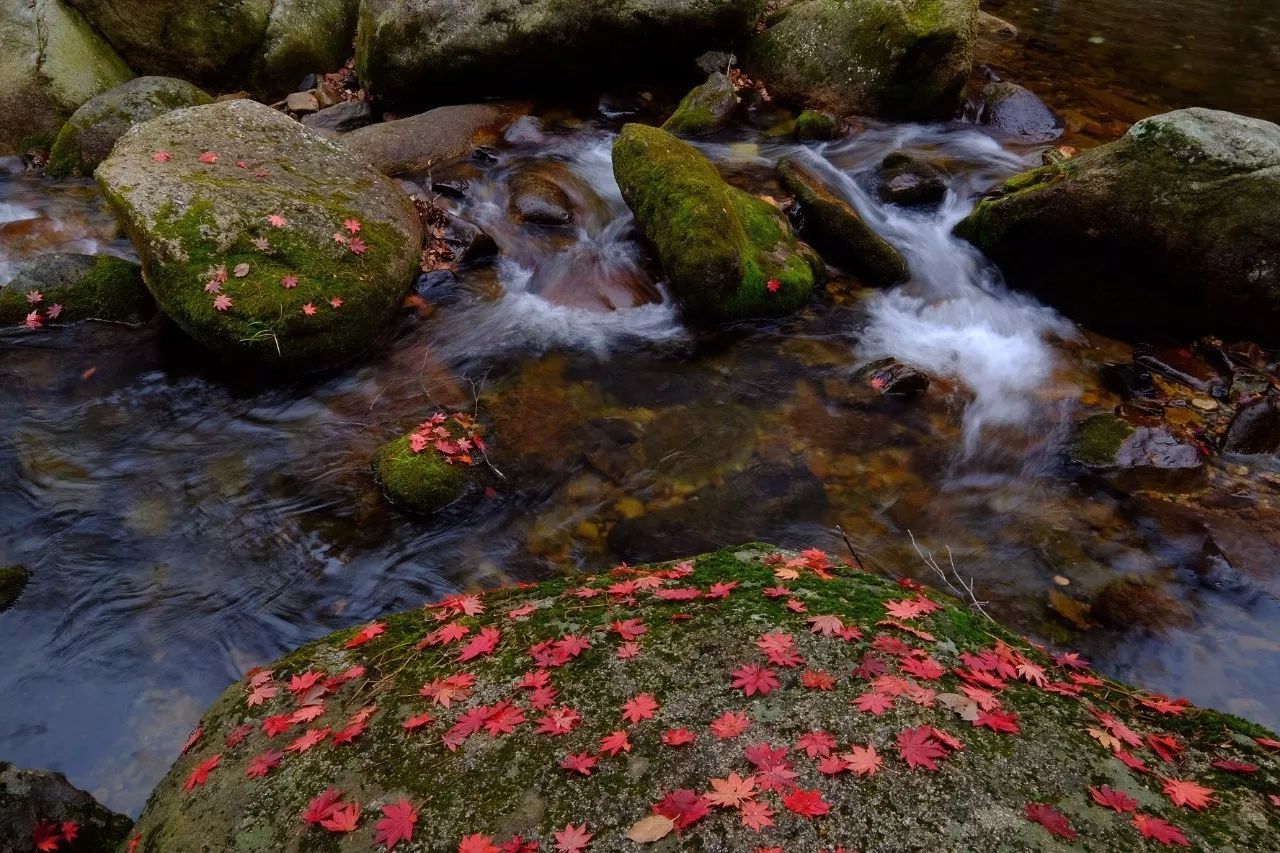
3, 56, 1280, 821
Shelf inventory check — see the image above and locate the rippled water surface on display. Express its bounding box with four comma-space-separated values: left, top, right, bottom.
4, 15, 1280, 816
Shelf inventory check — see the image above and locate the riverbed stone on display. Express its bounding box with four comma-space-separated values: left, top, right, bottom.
1069, 413, 1205, 492
372, 435, 470, 515
744, 0, 978, 120
343, 103, 526, 176
661, 72, 739, 137
46, 76, 212, 178
0, 761, 132, 853
354, 0, 765, 106
96, 99, 423, 371
977, 81, 1061, 141
1, 253, 151, 327
955, 108, 1280, 343
778, 156, 907, 285
123, 544, 1280, 850
508, 167, 577, 227
794, 109, 842, 141
1221, 396, 1280, 455
613, 123, 823, 324
0, 565, 29, 613
877, 151, 948, 206
0, 0, 133, 155
302, 100, 374, 134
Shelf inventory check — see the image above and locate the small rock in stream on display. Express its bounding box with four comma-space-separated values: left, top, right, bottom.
855, 357, 930, 396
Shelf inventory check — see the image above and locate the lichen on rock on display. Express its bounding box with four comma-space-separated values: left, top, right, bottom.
95, 99, 424, 371
125, 545, 1280, 851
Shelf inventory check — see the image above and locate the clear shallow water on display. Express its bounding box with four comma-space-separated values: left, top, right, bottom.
2, 112, 1280, 817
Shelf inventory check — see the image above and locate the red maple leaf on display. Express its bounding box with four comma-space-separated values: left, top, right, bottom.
801, 669, 836, 690
288, 671, 325, 694
32, 820, 62, 852
901, 656, 945, 681
181, 726, 203, 754
1132, 813, 1190, 846
1025, 803, 1077, 840
290, 704, 325, 724
844, 744, 882, 776
1089, 785, 1138, 813
536, 706, 581, 736
740, 799, 775, 831
374, 799, 418, 848
246, 683, 277, 706
599, 730, 631, 756
459, 834, 500, 853
285, 727, 329, 753
896, 726, 947, 770
1210, 758, 1258, 774
854, 691, 894, 715
973, 710, 1020, 734
756, 632, 803, 667
704, 580, 738, 599
795, 730, 836, 759
553, 823, 591, 852
60, 821, 78, 844
458, 627, 502, 662
706, 772, 757, 809
320, 801, 360, 832
245, 750, 283, 779
807, 614, 844, 636
1162, 778, 1213, 810
303, 788, 344, 824
483, 702, 526, 736
610, 619, 647, 641
732, 663, 780, 696
654, 790, 711, 830
332, 721, 366, 745
662, 728, 695, 747
781, 788, 830, 818
560, 752, 597, 776
709, 710, 751, 739
622, 693, 659, 724
343, 621, 385, 649
403, 711, 435, 731
183, 753, 221, 792
765, 279, 781, 293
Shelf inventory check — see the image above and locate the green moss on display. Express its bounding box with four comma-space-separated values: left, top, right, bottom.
612, 123, 821, 324
660, 73, 738, 137
372, 435, 470, 514
17, 132, 54, 154
0, 254, 150, 325
794, 108, 840, 141
1069, 414, 1134, 467
0, 564, 30, 612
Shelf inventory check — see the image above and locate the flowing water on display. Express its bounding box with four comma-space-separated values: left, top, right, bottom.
4, 35, 1280, 817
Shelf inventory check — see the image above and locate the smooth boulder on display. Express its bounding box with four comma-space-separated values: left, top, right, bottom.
342, 103, 525, 176
956, 108, 1280, 342
46, 76, 212, 177
96, 99, 423, 370
1069, 413, 1205, 492
778, 156, 907, 285
355, 0, 765, 105
661, 72, 739, 136
745, 0, 978, 120
877, 152, 947, 206
123, 544, 1280, 850
977, 81, 1061, 141
613, 124, 822, 324
0, 761, 132, 852
0, 0, 132, 154
1, 254, 151, 327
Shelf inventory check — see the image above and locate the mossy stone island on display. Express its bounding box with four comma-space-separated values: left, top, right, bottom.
127, 545, 1279, 851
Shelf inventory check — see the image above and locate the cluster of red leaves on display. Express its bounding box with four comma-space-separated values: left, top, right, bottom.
168, 547, 1280, 850
31, 820, 79, 852
407, 411, 486, 465
18, 288, 65, 331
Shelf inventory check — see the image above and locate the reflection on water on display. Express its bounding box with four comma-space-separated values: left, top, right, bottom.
2, 112, 1280, 818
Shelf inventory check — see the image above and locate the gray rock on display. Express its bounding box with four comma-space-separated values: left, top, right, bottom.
696, 50, 736, 75
46, 76, 212, 177
877, 152, 947, 206
1222, 396, 1280, 455
1070, 413, 1205, 492
0, 0, 132, 155
342, 103, 526, 176
661, 72, 739, 136
744, 0, 978, 120
0, 565, 29, 613
0, 761, 133, 852
978, 81, 1061, 141
285, 91, 320, 114
302, 100, 374, 134
354, 0, 764, 105
96, 99, 423, 371
855, 357, 930, 396
957, 108, 1280, 343
778, 156, 907, 285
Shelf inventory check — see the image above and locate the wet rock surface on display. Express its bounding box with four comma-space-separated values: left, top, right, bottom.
342, 103, 526, 177
661, 72, 739, 137
876, 152, 948, 206
122, 545, 1280, 851
302, 100, 374, 134
855, 357, 930, 396
507, 167, 577, 227
0, 761, 132, 853
0, 253, 151, 326
977, 80, 1062, 141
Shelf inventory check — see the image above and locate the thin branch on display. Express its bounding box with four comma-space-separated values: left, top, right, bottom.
908, 530, 994, 623
833, 524, 866, 572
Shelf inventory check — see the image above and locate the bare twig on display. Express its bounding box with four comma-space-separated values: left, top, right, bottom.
833, 524, 866, 572
908, 530, 994, 623
463, 371, 505, 481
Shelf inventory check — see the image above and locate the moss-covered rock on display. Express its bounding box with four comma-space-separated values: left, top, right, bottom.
661, 72, 739, 136
372, 437, 470, 515
47, 76, 212, 178
0, 565, 30, 612
1, 254, 151, 327
1069, 413, 1205, 493
125, 545, 1279, 850
249, 0, 358, 93
0, 0, 133, 155
955, 108, 1280, 343
613, 123, 823, 324
794, 108, 842, 141
744, 0, 978, 120
778, 156, 907, 285
0, 761, 132, 852
96, 99, 423, 371
355, 0, 766, 106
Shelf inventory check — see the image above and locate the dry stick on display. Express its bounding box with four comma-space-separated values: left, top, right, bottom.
907, 530, 995, 623
833, 524, 866, 572
464, 372, 506, 481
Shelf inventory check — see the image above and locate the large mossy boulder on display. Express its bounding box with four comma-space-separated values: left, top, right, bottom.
64, 0, 356, 93
354, 0, 766, 106
0, 0, 132, 155
96, 99, 423, 371
613, 123, 822, 324
126, 544, 1279, 850
956, 108, 1280, 343
778, 156, 907, 285
1, 253, 151, 327
0, 761, 132, 853
745, 0, 978, 120
661, 72, 739, 137
47, 76, 212, 178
